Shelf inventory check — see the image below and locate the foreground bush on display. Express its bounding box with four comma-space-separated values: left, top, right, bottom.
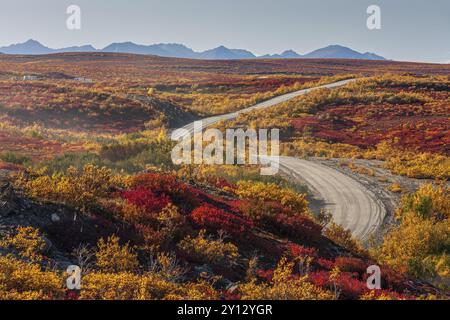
95, 235, 139, 273
239, 258, 333, 300
16, 165, 117, 211
79, 272, 220, 300
374, 184, 450, 289
234, 181, 309, 214
178, 230, 239, 265
0, 255, 64, 300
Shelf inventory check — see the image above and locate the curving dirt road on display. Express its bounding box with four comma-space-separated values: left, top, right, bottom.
172, 78, 387, 240
278, 157, 386, 241
172, 79, 356, 140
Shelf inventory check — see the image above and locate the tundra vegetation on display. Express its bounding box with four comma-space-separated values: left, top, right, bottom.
0, 54, 448, 300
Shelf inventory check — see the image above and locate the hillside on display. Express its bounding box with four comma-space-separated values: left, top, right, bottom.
0, 166, 439, 300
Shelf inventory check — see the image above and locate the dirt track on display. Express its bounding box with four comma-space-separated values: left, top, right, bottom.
278, 157, 386, 241
173, 78, 387, 241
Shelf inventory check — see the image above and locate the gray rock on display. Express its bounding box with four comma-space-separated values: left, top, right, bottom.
51, 213, 61, 222
0, 178, 18, 216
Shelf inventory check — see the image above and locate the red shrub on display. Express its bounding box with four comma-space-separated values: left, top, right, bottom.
190, 204, 253, 237
287, 243, 317, 259
337, 272, 369, 299
309, 271, 368, 300
273, 214, 323, 243
335, 257, 368, 275
207, 176, 236, 190
121, 187, 170, 214
131, 173, 200, 209
256, 269, 274, 281
316, 258, 335, 270
380, 266, 410, 292
65, 290, 80, 300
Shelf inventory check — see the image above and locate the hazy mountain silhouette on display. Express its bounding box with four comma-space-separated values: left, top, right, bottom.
198, 46, 256, 59
302, 45, 385, 60
0, 40, 386, 61
54, 45, 97, 53
260, 50, 303, 59
0, 39, 53, 55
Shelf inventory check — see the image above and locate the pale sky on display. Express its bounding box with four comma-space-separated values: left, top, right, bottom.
0, 0, 449, 63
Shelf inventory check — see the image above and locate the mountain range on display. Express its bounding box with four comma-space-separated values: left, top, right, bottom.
0, 39, 386, 61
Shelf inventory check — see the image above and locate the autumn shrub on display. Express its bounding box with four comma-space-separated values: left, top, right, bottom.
0, 255, 64, 300
385, 152, 449, 180
148, 252, 187, 283
121, 188, 171, 221
323, 222, 364, 254
397, 183, 449, 220
79, 271, 220, 300
374, 183, 450, 290
178, 230, 239, 266
95, 235, 139, 273
190, 204, 253, 237
16, 164, 117, 211
237, 199, 294, 222
360, 290, 410, 300
271, 214, 323, 244
374, 213, 449, 285
36, 152, 106, 175
0, 227, 46, 262
238, 258, 333, 300
156, 204, 187, 243
334, 257, 368, 275
235, 181, 309, 214
192, 164, 302, 192
78, 272, 177, 300
309, 270, 368, 300
129, 173, 200, 210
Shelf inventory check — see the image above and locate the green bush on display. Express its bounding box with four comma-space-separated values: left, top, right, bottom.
0, 152, 31, 165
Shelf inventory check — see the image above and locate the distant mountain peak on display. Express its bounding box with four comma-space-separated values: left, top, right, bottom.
0, 39, 387, 61
25, 39, 40, 44
303, 44, 385, 60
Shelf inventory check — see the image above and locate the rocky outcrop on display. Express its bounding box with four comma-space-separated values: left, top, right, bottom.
0, 175, 19, 217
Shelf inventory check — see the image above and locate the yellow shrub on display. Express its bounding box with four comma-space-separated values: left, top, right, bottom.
178, 230, 239, 265
79, 272, 174, 300
374, 213, 450, 282
398, 183, 450, 219
95, 235, 139, 273
239, 258, 333, 300
235, 181, 308, 214
323, 223, 364, 255
0, 227, 46, 262
16, 164, 117, 211
386, 152, 449, 180
0, 255, 64, 300
79, 272, 220, 300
